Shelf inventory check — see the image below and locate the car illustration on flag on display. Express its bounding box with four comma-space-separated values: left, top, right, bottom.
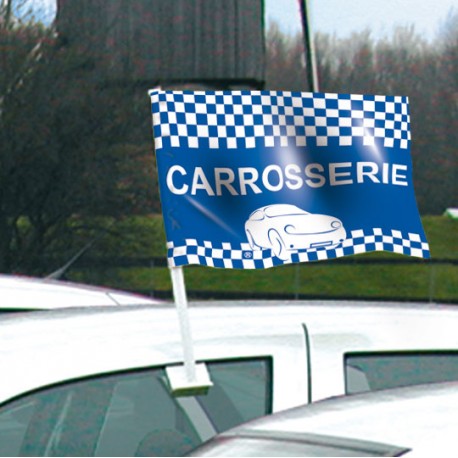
245, 204, 347, 260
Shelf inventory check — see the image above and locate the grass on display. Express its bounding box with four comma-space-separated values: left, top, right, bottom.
69, 215, 458, 303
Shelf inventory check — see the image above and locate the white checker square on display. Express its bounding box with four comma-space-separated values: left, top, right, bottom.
209, 137, 219, 148
185, 113, 197, 125
265, 136, 275, 147
245, 137, 255, 148
313, 98, 326, 109
384, 138, 394, 148
188, 255, 199, 264
410, 248, 423, 257
236, 126, 245, 137
352, 126, 364, 136
339, 137, 352, 146
254, 125, 265, 136
197, 125, 209, 137
354, 245, 365, 254
233, 104, 244, 115
188, 137, 199, 148
327, 126, 339, 136
338, 99, 352, 110
227, 138, 237, 148
195, 103, 207, 114
316, 136, 328, 146
363, 100, 375, 112
339, 118, 352, 127
363, 118, 375, 128
286, 125, 296, 136
225, 114, 235, 125
296, 137, 307, 146
394, 245, 404, 254
212, 249, 223, 258
386, 102, 395, 113
174, 246, 187, 256
242, 259, 255, 269
317, 250, 328, 260
316, 117, 327, 126
207, 114, 218, 125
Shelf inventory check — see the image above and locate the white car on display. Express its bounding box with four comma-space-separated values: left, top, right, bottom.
0, 300, 457, 455
0, 274, 163, 311
190, 381, 458, 456
245, 204, 346, 260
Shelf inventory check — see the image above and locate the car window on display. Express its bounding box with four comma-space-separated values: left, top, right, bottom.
345, 351, 458, 394
264, 205, 308, 217
0, 357, 272, 457
249, 210, 265, 221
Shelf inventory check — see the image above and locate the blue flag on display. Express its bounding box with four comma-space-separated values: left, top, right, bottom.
149, 89, 429, 269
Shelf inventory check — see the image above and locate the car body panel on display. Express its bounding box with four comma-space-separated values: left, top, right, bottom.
0, 274, 163, 310
191, 382, 458, 456
0, 301, 457, 410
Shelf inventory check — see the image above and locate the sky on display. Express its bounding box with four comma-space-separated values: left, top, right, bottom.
265, 0, 457, 42
22, 0, 458, 43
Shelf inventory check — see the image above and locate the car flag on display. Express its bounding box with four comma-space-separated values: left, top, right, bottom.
149, 89, 429, 269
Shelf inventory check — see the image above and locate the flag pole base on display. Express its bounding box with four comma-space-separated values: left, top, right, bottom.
166, 363, 213, 397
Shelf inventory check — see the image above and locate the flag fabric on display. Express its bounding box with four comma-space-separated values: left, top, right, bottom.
149, 89, 429, 269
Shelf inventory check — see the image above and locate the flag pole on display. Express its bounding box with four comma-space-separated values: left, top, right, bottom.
299, 0, 320, 92
170, 266, 197, 381
166, 266, 212, 395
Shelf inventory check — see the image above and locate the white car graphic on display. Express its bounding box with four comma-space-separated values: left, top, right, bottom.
245, 204, 346, 260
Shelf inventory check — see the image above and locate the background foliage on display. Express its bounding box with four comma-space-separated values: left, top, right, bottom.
0, 3, 456, 297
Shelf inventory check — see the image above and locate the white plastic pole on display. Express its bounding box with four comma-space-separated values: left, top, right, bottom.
170, 266, 197, 382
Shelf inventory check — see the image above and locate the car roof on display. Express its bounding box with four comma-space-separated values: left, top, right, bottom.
0, 300, 457, 407
201, 381, 458, 456
0, 274, 163, 310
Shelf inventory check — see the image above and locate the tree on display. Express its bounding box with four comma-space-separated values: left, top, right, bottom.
0, 14, 157, 274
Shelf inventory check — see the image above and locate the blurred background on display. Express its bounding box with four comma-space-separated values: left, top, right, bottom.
0, 0, 456, 302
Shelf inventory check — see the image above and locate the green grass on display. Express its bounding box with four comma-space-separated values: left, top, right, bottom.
69, 215, 458, 303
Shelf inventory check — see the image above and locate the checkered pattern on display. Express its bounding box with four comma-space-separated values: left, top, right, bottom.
150, 89, 411, 151
166, 229, 430, 269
